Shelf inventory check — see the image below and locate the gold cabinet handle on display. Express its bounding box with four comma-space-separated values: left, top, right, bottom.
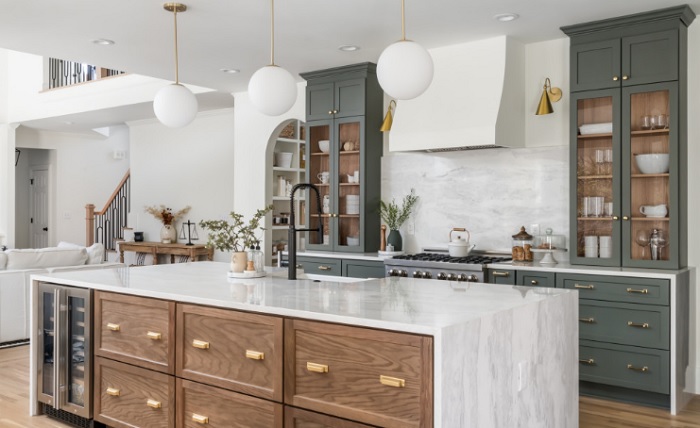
623, 216, 630, 221
106, 387, 120, 396
328, 110, 334, 115
107, 323, 120, 331
579, 358, 595, 365
492, 271, 510, 278
192, 413, 209, 424
146, 399, 161, 409
613, 216, 620, 220
613, 76, 619, 81
627, 321, 650, 329
192, 339, 210, 349
627, 364, 649, 373
306, 362, 329, 373
622, 75, 629, 80
579, 317, 596, 323
531, 280, 539, 285
245, 350, 265, 360
146, 331, 162, 340
574, 283, 595, 290
380, 375, 405, 388
318, 265, 332, 271
332, 110, 338, 114
626, 287, 649, 294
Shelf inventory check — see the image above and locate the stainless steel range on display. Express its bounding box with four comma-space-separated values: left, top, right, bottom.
383, 251, 511, 282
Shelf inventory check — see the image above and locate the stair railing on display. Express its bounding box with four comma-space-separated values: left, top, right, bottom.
86, 170, 130, 254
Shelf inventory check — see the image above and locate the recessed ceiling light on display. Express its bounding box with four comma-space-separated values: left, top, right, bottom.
493, 13, 519, 22
338, 45, 360, 52
92, 38, 115, 45
220, 68, 240, 74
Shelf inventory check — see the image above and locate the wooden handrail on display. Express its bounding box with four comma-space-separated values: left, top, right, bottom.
96, 170, 131, 215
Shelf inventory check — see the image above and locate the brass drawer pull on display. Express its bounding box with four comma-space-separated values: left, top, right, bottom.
622, 75, 629, 80
380, 375, 406, 388
626, 287, 649, 294
579, 358, 595, 365
627, 321, 650, 329
613, 76, 619, 81
318, 265, 332, 271
107, 323, 120, 331
147, 331, 162, 340
192, 339, 210, 349
192, 413, 209, 424
306, 362, 329, 373
146, 399, 162, 409
574, 284, 595, 290
531, 280, 539, 285
246, 350, 265, 360
579, 317, 596, 323
627, 364, 649, 373
492, 271, 510, 278
106, 387, 120, 396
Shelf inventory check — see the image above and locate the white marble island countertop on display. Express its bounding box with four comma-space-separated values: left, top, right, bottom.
31, 261, 572, 336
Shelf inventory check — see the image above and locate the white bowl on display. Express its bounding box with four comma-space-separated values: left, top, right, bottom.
274, 152, 293, 168
635, 153, 669, 174
318, 140, 330, 153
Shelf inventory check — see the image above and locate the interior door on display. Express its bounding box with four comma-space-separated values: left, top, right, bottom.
30, 167, 49, 248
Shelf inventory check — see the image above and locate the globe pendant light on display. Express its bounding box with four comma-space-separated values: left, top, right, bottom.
377, 0, 433, 100
248, 0, 297, 116
154, 3, 198, 128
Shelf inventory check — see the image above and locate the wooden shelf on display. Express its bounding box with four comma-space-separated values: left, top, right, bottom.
338, 214, 360, 218
339, 183, 359, 186
577, 133, 612, 139
577, 217, 613, 221
631, 173, 669, 178
578, 174, 613, 180
311, 152, 330, 156
631, 129, 670, 137
339, 150, 360, 155
632, 217, 669, 221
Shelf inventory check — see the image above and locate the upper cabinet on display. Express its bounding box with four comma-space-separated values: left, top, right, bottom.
563, 5, 694, 269
300, 63, 384, 253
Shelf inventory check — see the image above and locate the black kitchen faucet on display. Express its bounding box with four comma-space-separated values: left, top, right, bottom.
288, 183, 324, 280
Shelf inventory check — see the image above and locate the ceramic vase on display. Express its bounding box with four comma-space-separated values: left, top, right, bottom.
160, 224, 177, 243
231, 251, 247, 273
387, 229, 403, 251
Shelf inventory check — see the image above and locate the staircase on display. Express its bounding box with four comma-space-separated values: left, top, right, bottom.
85, 170, 130, 257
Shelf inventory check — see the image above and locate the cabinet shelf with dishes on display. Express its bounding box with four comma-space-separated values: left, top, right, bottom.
266, 120, 306, 266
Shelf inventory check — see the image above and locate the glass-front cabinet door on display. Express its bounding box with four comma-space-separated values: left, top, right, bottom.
571, 89, 621, 266
622, 82, 678, 268
335, 117, 363, 252
307, 120, 333, 249
64, 290, 90, 414
38, 284, 56, 405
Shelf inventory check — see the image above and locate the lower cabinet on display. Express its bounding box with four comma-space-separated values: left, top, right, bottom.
297, 255, 386, 279
342, 260, 386, 278
296, 256, 342, 276
516, 271, 556, 288
488, 268, 516, 284
284, 406, 375, 428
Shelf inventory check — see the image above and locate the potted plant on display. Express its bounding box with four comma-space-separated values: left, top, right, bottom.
199, 205, 272, 272
379, 189, 419, 251
145, 205, 191, 243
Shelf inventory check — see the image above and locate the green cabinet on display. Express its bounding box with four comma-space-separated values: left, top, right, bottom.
296, 256, 342, 277
563, 6, 693, 269
297, 256, 386, 279
516, 271, 556, 288
342, 260, 386, 279
487, 269, 515, 285
301, 63, 384, 253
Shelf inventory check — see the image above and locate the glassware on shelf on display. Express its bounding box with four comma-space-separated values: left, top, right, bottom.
635, 229, 651, 259
604, 149, 613, 175
649, 228, 668, 261
595, 149, 605, 174
641, 115, 652, 130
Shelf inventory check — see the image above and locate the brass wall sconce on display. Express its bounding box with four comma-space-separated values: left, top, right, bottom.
380, 100, 397, 132
535, 77, 562, 115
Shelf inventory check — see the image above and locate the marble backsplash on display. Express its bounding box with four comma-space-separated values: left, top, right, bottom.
381, 146, 569, 254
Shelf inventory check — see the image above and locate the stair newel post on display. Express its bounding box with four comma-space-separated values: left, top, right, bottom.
85, 204, 95, 246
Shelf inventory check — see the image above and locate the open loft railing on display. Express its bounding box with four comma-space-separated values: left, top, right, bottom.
86, 170, 130, 256
48, 58, 125, 90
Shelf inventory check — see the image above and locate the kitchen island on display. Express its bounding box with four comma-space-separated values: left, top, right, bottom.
30, 262, 578, 427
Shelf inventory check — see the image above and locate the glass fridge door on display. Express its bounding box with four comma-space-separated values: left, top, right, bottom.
62, 289, 92, 417
37, 284, 57, 405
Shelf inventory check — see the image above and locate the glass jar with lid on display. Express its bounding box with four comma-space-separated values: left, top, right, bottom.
511, 226, 534, 262
534, 228, 566, 250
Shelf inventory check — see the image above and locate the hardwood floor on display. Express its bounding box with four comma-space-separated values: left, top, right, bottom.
2, 344, 700, 427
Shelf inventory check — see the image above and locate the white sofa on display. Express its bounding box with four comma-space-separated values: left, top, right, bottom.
0, 243, 121, 345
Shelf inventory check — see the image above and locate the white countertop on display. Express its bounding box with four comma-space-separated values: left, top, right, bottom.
31, 261, 572, 336
487, 261, 691, 278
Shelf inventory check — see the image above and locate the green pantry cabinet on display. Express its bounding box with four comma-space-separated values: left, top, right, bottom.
562, 6, 694, 269
486, 265, 690, 411
300, 63, 384, 254
296, 255, 385, 279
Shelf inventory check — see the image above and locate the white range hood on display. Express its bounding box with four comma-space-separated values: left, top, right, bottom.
389, 36, 526, 152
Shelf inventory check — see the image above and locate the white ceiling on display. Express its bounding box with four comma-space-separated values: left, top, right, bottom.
1, 0, 698, 131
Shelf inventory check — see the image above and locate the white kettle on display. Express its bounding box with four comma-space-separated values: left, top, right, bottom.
448, 228, 475, 257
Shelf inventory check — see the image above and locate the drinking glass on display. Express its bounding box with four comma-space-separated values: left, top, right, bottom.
641, 115, 652, 130
655, 114, 668, 130
604, 149, 613, 175
590, 196, 604, 217
635, 229, 650, 259
594, 149, 605, 174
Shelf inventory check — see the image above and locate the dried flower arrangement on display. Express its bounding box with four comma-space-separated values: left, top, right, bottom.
145, 205, 191, 225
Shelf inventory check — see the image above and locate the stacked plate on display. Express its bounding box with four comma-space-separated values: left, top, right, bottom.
346, 195, 359, 214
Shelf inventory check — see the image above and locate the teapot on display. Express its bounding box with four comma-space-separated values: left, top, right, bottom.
448, 228, 475, 257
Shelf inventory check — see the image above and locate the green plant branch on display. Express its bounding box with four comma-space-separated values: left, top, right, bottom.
199, 205, 272, 253
379, 189, 419, 230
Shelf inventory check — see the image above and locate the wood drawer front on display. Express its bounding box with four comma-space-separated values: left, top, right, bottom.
94, 356, 175, 428
284, 406, 375, 428
176, 304, 283, 401
177, 378, 283, 428
297, 257, 342, 276
285, 319, 433, 428
516, 271, 556, 288
558, 274, 669, 305
579, 341, 670, 394
95, 291, 175, 374
579, 301, 670, 350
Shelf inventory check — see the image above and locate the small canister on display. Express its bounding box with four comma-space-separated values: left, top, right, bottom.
511, 226, 534, 262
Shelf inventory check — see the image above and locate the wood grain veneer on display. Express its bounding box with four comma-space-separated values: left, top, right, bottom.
284, 406, 375, 428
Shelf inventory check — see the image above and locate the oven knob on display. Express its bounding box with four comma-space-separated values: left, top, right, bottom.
422, 272, 432, 279
399, 270, 408, 277
437, 272, 447, 280
388, 269, 396, 277
413, 271, 422, 278
446, 273, 455, 281
467, 274, 479, 282
455, 274, 467, 282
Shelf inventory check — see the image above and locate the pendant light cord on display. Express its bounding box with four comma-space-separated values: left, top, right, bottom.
401, 0, 406, 41
173, 7, 180, 83
270, 0, 276, 65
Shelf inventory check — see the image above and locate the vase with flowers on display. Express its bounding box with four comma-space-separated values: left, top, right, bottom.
145, 205, 191, 244
199, 205, 272, 273
379, 189, 419, 252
